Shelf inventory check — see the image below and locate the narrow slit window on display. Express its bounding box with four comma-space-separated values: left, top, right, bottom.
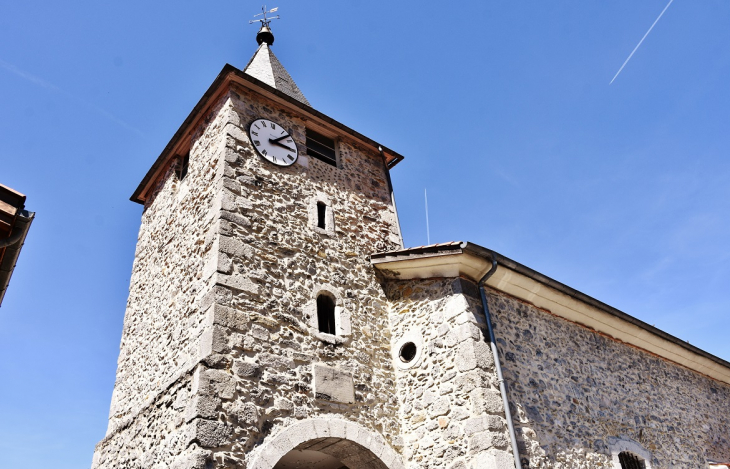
177, 152, 190, 181
317, 294, 336, 335
306, 129, 337, 167
317, 202, 326, 229
618, 452, 646, 469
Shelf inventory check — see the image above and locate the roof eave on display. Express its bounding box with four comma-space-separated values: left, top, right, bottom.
371, 241, 730, 385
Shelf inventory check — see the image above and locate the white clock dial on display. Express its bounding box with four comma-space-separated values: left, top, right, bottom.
248, 118, 298, 167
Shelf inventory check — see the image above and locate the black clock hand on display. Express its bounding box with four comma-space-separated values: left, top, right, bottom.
269, 139, 296, 152
270, 134, 290, 143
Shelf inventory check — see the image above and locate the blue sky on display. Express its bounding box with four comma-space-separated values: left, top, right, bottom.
1, 1, 729, 467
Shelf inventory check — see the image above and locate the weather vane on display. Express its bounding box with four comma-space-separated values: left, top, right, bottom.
249, 5, 280, 28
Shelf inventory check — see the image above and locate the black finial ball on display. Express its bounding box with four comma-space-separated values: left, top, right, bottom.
256, 25, 275, 45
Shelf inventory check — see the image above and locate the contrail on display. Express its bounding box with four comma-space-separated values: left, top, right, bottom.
0, 58, 144, 137
0, 58, 59, 91
610, 0, 674, 85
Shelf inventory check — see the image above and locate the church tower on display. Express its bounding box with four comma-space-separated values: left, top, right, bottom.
92, 19, 410, 469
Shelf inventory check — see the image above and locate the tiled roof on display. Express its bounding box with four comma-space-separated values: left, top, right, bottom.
370, 241, 464, 260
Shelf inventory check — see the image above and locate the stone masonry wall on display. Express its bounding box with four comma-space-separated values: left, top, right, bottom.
93, 372, 211, 469
178, 84, 406, 468
106, 94, 229, 433
488, 289, 730, 468
98, 77, 406, 468
383, 277, 516, 469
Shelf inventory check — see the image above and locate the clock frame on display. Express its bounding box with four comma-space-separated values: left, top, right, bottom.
248, 118, 299, 167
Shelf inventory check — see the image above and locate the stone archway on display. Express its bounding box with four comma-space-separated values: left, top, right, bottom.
249, 419, 403, 469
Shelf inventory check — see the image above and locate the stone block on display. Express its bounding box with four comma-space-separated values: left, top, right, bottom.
313, 364, 355, 404
336, 307, 352, 336
233, 360, 260, 378
219, 235, 253, 259
428, 397, 451, 417
188, 418, 232, 448
470, 388, 504, 416
219, 210, 251, 228
216, 273, 259, 295
443, 422, 462, 441
471, 448, 515, 469
457, 322, 482, 342
457, 341, 478, 372
444, 295, 470, 322
199, 325, 230, 358
221, 191, 253, 212
468, 431, 509, 453
463, 415, 504, 435
204, 369, 235, 399
217, 252, 232, 274
251, 324, 270, 341
185, 394, 221, 422
327, 418, 347, 441
171, 448, 211, 469
284, 419, 317, 448
234, 402, 259, 425
275, 397, 294, 411
207, 304, 248, 331
457, 340, 494, 372
258, 352, 294, 369
224, 122, 247, 142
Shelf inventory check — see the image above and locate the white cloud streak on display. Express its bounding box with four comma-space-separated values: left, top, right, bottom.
0, 58, 144, 137
610, 0, 674, 85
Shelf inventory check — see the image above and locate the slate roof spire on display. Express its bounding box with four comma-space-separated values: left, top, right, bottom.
243, 20, 310, 106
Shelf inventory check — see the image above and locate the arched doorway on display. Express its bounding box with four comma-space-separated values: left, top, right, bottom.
274, 449, 345, 469
272, 436, 390, 469
250, 419, 402, 469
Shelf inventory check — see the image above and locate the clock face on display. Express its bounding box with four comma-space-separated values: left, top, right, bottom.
248, 118, 298, 167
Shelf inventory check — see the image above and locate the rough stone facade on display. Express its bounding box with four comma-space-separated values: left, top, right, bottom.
487, 288, 730, 469
383, 277, 517, 469
94, 80, 406, 468
105, 94, 229, 433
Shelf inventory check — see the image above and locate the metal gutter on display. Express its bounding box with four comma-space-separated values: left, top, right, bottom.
131, 64, 405, 204
0, 210, 35, 307
477, 252, 523, 469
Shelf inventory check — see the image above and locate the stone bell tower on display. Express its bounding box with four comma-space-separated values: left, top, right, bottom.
92, 18, 409, 469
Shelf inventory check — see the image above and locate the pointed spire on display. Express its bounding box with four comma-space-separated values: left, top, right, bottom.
243, 23, 310, 106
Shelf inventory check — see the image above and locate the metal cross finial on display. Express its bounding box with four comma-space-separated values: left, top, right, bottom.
249, 5, 280, 27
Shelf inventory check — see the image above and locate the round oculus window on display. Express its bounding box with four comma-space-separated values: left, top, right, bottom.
399, 342, 418, 363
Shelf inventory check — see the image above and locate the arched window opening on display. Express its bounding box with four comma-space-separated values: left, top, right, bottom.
317, 294, 336, 335
317, 202, 326, 229
619, 451, 646, 469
